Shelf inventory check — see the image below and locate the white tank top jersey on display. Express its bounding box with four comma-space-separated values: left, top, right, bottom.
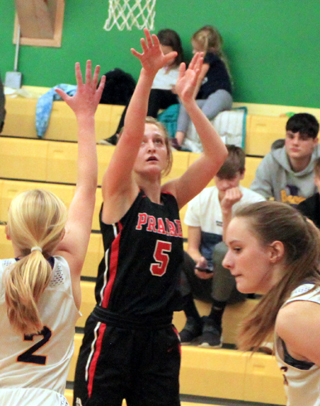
275, 283, 320, 406
0, 256, 80, 406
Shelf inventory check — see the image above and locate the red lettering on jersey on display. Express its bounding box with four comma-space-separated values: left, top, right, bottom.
157, 218, 166, 235
136, 213, 181, 238
174, 220, 183, 237
147, 216, 157, 232
166, 219, 177, 236
136, 213, 148, 230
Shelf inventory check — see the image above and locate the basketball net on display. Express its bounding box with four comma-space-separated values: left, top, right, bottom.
103, 0, 156, 31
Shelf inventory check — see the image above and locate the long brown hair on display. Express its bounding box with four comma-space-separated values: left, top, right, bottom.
157, 29, 184, 67
4, 189, 67, 335
234, 201, 320, 351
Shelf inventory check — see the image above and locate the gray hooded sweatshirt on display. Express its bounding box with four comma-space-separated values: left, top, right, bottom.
250, 139, 320, 205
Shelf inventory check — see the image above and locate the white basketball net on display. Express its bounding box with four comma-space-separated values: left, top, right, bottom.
103, 0, 156, 31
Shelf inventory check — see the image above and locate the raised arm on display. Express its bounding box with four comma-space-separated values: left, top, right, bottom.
101, 29, 177, 224
193, 62, 209, 98
55, 61, 105, 286
220, 187, 243, 240
162, 53, 228, 208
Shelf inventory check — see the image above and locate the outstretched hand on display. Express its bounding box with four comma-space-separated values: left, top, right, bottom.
55, 60, 105, 117
131, 28, 177, 76
175, 52, 204, 104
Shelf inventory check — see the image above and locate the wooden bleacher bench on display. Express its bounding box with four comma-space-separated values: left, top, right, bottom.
68, 333, 285, 405
3, 95, 320, 157
0, 138, 263, 188
2, 96, 125, 142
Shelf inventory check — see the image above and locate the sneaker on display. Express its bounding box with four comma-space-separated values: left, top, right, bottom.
197, 318, 222, 348
179, 317, 202, 345
98, 133, 118, 146
170, 138, 181, 151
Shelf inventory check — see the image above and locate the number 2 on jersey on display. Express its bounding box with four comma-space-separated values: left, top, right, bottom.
17, 326, 52, 365
150, 240, 172, 276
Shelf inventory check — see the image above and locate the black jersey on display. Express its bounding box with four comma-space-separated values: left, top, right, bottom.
95, 190, 184, 319
197, 52, 232, 99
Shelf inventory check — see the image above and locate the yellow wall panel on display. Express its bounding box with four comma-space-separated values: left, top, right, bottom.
97, 145, 116, 186
180, 347, 247, 400
0, 138, 48, 181
241, 157, 262, 189
92, 189, 103, 231
162, 151, 190, 184
82, 233, 103, 278
77, 281, 95, 328
47, 142, 77, 183
0, 180, 75, 223
244, 352, 286, 404
2, 98, 38, 138
67, 333, 83, 382
245, 115, 288, 156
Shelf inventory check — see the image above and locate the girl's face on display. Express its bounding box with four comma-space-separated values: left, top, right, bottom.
223, 217, 276, 295
192, 39, 205, 54
134, 123, 169, 176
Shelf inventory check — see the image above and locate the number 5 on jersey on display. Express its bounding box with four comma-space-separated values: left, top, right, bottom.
150, 240, 172, 277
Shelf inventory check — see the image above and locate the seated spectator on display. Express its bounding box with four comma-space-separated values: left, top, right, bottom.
174, 25, 233, 150
179, 145, 265, 348
296, 157, 320, 228
250, 113, 320, 205
147, 28, 184, 118
101, 28, 184, 145
0, 72, 5, 133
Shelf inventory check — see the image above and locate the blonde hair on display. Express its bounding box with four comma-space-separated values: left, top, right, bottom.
192, 25, 231, 77
5, 189, 67, 335
235, 201, 320, 351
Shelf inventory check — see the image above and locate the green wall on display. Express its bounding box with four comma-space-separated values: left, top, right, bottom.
2, 0, 320, 108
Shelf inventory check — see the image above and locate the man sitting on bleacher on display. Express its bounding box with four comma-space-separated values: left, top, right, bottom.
250, 113, 320, 205
179, 145, 265, 348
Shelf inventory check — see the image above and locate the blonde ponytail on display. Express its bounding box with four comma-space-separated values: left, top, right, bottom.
5, 189, 67, 335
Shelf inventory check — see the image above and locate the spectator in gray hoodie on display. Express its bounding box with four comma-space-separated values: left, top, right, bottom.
250, 113, 320, 206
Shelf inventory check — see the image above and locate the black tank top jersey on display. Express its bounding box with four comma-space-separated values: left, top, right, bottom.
197, 52, 232, 99
95, 190, 184, 319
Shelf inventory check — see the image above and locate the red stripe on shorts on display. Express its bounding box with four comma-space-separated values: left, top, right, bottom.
88, 322, 106, 397
102, 222, 123, 308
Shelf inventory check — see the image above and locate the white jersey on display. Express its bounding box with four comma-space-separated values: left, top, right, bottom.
275, 284, 320, 406
0, 256, 80, 406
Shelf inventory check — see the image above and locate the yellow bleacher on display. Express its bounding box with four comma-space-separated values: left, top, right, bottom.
2, 96, 125, 142
3, 95, 310, 405
67, 332, 285, 404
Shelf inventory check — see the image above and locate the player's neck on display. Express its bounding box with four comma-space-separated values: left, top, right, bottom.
289, 155, 311, 172
137, 177, 162, 204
